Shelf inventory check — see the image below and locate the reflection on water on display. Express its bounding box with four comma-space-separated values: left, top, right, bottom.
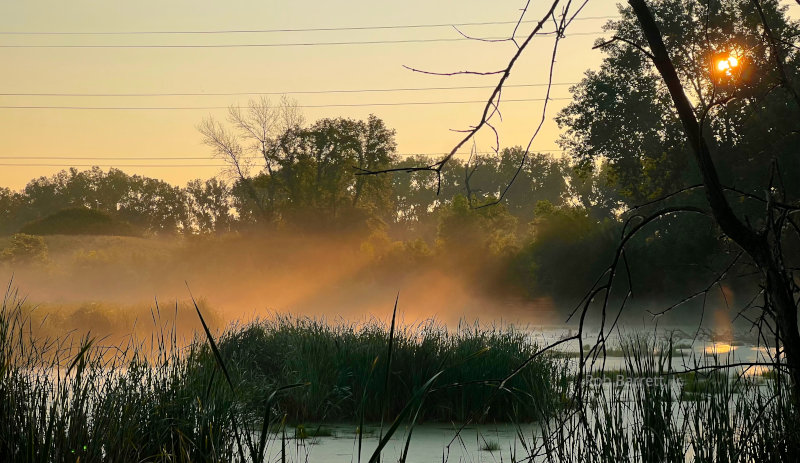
261, 424, 536, 463
704, 342, 737, 355
742, 364, 771, 377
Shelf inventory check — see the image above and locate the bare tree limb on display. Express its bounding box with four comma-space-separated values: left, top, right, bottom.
629, 0, 800, 397
593, 35, 655, 59
357, 0, 566, 194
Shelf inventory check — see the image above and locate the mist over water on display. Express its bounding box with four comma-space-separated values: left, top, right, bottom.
2, 228, 748, 349
1, 231, 566, 340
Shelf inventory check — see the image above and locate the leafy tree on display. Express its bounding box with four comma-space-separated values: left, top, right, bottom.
513, 201, 617, 301
115, 176, 189, 234
198, 96, 304, 221
13, 168, 190, 235
568, 161, 625, 220
0, 233, 48, 264
553, 0, 800, 315
390, 155, 469, 229
557, 0, 799, 206
185, 178, 234, 233
390, 149, 573, 235
201, 101, 398, 229
390, 154, 440, 225
556, 47, 689, 203
494, 147, 572, 221
271, 115, 396, 226
619, 0, 800, 396
0, 188, 24, 235
437, 194, 519, 258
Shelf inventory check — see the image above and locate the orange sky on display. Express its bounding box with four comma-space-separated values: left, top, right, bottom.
1, 1, 798, 191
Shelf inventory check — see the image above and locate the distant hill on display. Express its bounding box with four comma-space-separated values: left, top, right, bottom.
20, 207, 137, 236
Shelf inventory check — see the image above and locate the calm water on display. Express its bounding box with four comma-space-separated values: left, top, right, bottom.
257, 325, 778, 462
262, 423, 537, 463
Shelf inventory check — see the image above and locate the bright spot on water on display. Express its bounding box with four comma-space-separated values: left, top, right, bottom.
705, 342, 737, 355
742, 364, 770, 377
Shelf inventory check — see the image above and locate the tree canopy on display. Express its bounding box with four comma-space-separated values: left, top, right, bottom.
557, 0, 800, 206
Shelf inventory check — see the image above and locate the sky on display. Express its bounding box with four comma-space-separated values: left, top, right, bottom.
1, 0, 798, 191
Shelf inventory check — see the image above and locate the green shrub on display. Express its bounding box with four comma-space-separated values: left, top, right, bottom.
19, 207, 136, 236
0, 233, 48, 263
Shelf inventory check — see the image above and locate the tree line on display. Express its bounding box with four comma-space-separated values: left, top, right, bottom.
2, 0, 795, 309
0, 110, 615, 238
0, 114, 724, 306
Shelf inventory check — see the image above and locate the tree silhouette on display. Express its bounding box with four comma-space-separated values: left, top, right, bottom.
357, 0, 800, 401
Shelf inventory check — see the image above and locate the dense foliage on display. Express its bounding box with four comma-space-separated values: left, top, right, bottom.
19, 207, 135, 236
3, 0, 797, 313
0, 114, 764, 308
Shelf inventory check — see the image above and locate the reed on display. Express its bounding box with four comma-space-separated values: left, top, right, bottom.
3, 283, 797, 462
210, 315, 562, 424
0, 287, 561, 462
524, 335, 800, 463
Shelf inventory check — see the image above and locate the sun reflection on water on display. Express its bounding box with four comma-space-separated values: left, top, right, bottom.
705, 342, 737, 355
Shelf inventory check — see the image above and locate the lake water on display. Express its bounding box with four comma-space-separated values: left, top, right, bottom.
255, 325, 779, 462
261, 423, 538, 463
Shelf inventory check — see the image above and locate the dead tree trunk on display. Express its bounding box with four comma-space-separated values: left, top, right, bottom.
629, 0, 800, 398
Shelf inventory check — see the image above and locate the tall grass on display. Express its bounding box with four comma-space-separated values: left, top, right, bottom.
0, 288, 241, 462
522, 335, 800, 463
0, 287, 561, 462
3, 281, 797, 462
211, 315, 563, 424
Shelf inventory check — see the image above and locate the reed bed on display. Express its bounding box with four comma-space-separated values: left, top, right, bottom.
0, 289, 240, 462
520, 335, 800, 463
2, 283, 798, 462
0, 288, 561, 463
212, 315, 563, 424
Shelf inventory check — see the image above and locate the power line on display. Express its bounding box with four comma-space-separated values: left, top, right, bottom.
0, 150, 568, 164
0, 97, 571, 110
0, 151, 564, 160
11, 164, 215, 168
0, 32, 604, 48
0, 155, 461, 161
0, 16, 615, 36
0, 82, 578, 98
0, 154, 468, 161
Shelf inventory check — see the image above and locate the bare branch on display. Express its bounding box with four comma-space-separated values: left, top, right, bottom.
359, 0, 566, 194
593, 35, 655, 60
401, 65, 505, 77
627, 184, 704, 213
648, 251, 744, 317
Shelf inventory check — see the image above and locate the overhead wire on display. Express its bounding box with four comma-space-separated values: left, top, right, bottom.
0, 149, 568, 167
0, 163, 228, 168
0, 150, 564, 160
0, 15, 596, 171
0, 82, 578, 97
0, 97, 571, 110
0, 32, 605, 48
0, 16, 615, 36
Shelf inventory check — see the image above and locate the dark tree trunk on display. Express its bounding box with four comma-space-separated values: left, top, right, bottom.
629, 0, 800, 398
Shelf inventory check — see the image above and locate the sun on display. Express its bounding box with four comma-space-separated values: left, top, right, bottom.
712, 50, 744, 81
715, 54, 739, 73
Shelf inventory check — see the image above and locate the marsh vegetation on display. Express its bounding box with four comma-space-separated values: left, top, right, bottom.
2, 288, 798, 462
1, 0, 798, 461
